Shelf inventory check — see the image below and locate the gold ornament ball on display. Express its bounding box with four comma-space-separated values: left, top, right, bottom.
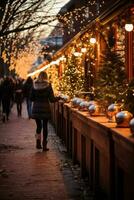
107, 103, 122, 122
79, 101, 89, 111
88, 103, 101, 116
115, 111, 133, 128
129, 118, 134, 135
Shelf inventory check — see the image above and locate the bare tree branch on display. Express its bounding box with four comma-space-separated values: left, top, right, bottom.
0, 0, 59, 37
0, 0, 64, 76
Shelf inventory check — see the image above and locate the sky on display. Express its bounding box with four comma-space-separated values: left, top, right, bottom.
41, 0, 70, 37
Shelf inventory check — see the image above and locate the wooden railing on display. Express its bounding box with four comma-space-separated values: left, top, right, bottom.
51, 101, 134, 200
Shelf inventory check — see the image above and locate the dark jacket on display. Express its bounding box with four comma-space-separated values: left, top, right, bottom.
23, 77, 33, 98
30, 79, 59, 120
1, 78, 14, 101
14, 80, 23, 103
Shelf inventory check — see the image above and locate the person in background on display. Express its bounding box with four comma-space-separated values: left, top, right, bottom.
23, 76, 33, 119
8, 76, 15, 111
1, 76, 14, 122
30, 71, 60, 151
14, 78, 24, 117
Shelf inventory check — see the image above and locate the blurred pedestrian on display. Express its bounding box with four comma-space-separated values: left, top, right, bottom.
8, 76, 16, 110
30, 71, 60, 151
14, 78, 24, 117
23, 76, 33, 119
1, 76, 14, 122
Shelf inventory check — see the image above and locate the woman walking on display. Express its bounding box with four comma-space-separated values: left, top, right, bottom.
30, 71, 60, 151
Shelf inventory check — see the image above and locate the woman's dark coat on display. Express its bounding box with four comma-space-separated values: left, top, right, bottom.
14, 80, 23, 103
30, 79, 59, 120
23, 77, 33, 98
1, 78, 14, 101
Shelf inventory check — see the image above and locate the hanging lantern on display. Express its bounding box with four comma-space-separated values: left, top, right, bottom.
125, 8, 134, 32
125, 23, 133, 32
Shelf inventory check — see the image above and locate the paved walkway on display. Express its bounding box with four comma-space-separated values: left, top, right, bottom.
0, 103, 92, 200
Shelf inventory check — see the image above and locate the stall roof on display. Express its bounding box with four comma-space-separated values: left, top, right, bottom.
54, 0, 130, 58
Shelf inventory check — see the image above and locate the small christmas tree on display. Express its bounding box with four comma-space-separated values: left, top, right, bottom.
95, 49, 128, 106
60, 55, 84, 98
94, 26, 128, 108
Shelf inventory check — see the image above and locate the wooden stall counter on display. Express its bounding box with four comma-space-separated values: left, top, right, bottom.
111, 127, 134, 200
71, 109, 115, 200
53, 102, 134, 200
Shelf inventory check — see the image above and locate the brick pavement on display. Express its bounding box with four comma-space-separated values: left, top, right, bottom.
0, 103, 86, 200
0, 105, 75, 200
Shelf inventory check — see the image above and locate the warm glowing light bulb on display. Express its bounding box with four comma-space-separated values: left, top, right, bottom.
125, 23, 133, 32
73, 52, 82, 57
90, 37, 96, 44
81, 48, 87, 53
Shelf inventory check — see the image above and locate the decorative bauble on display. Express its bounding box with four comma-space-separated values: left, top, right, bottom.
88, 101, 97, 107
76, 98, 83, 105
79, 101, 89, 111
88, 104, 101, 116
129, 118, 134, 135
61, 95, 70, 102
115, 111, 133, 128
72, 97, 78, 103
107, 103, 122, 122
71, 97, 79, 107
71, 97, 83, 108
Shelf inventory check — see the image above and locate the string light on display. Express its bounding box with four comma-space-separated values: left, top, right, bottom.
81, 48, 87, 53
27, 56, 66, 77
57, 0, 108, 35
73, 52, 82, 57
